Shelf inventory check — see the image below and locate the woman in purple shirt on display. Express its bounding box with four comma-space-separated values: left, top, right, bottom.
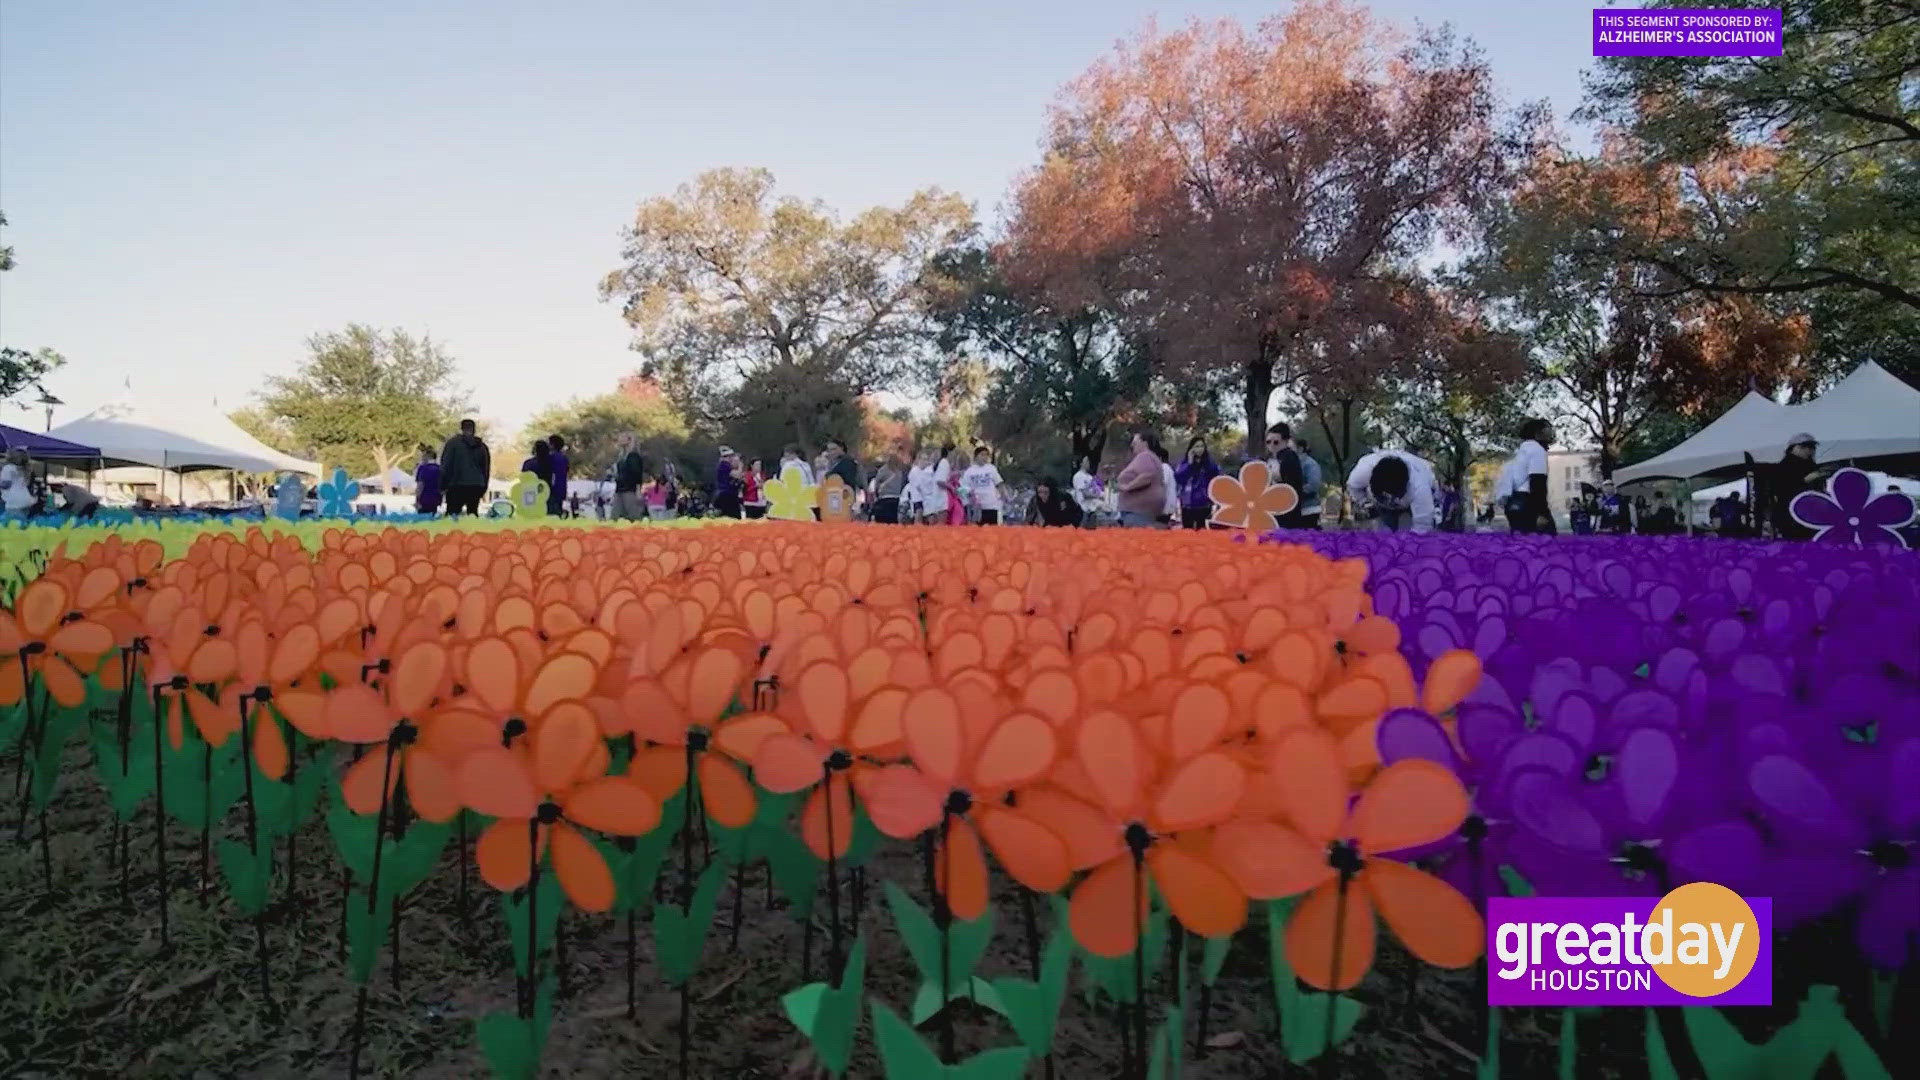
1173, 436, 1221, 529
413, 443, 443, 515
546, 434, 570, 516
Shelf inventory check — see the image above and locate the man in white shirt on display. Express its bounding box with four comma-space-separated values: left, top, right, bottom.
960, 446, 1006, 524
1346, 449, 1438, 532
780, 444, 816, 485
1501, 420, 1555, 534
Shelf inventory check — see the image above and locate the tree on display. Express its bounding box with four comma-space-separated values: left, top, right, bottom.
1465, 146, 1817, 476
522, 391, 690, 482
930, 245, 1151, 472
1579, 0, 1918, 314
600, 168, 975, 453
246, 325, 473, 477
0, 211, 64, 408
1005, 4, 1540, 454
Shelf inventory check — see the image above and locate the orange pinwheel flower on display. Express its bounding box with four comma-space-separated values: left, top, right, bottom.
1211, 726, 1484, 990
1032, 710, 1252, 957
860, 686, 1067, 920
1207, 461, 1298, 533
747, 660, 902, 860
220, 619, 322, 780
618, 646, 759, 828
320, 641, 465, 823
458, 714, 661, 912
0, 578, 115, 708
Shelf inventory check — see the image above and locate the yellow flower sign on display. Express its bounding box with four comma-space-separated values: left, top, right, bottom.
509, 472, 551, 519
817, 475, 854, 523
763, 463, 817, 521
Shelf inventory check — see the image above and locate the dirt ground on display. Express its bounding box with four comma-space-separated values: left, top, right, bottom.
0, 744, 1790, 1079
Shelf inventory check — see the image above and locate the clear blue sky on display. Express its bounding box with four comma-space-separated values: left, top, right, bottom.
1, 0, 1595, 437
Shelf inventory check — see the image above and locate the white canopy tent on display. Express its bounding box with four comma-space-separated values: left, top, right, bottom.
49, 395, 321, 476
1616, 362, 1920, 484
357, 467, 415, 493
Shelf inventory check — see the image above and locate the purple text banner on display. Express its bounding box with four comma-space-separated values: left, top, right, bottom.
1488, 896, 1772, 1006
1593, 8, 1784, 57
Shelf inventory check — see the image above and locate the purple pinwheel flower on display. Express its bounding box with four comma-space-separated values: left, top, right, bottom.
1790, 467, 1917, 547
1748, 740, 1920, 970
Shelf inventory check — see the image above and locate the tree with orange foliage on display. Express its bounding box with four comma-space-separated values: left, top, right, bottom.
1466, 140, 1816, 476
1004, 3, 1539, 454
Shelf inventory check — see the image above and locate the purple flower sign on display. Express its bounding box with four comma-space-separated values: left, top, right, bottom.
1791, 467, 1915, 548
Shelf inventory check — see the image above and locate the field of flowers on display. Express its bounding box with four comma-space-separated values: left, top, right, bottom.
0, 517, 1912, 1078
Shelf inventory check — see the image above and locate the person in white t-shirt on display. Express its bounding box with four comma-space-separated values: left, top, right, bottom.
1346, 449, 1438, 532
1071, 456, 1103, 528
1500, 419, 1555, 534
1156, 444, 1178, 527
960, 445, 1007, 525
906, 446, 939, 522
1, 449, 37, 518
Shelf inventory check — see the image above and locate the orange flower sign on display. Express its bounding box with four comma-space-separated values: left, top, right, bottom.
1208, 461, 1297, 532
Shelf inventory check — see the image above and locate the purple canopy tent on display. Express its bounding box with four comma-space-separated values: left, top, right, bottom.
0, 423, 103, 463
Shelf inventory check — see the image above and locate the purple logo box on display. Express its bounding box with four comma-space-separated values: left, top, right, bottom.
1487, 896, 1772, 1005
1593, 8, 1784, 57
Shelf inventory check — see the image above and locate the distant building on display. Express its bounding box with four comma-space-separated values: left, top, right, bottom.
1549, 450, 1603, 508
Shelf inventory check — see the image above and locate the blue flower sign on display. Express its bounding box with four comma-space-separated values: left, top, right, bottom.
317, 467, 360, 517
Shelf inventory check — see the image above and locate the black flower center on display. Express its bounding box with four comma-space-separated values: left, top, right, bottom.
1460, 814, 1489, 842
1123, 821, 1152, 856
502, 717, 528, 745
826, 748, 853, 772
944, 790, 972, 817
389, 720, 418, 748
687, 728, 710, 753
536, 801, 562, 825
1867, 840, 1910, 870
1327, 838, 1363, 875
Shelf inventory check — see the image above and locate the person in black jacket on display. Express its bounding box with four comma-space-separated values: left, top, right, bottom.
611, 432, 646, 521
1027, 479, 1084, 527
1262, 422, 1308, 528
1769, 433, 1820, 539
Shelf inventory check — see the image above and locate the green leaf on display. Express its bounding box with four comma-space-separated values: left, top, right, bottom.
1266, 899, 1362, 1064
1558, 1008, 1577, 1080
1869, 971, 1895, 1041
1200, 931, 1231, 986
884, 879, 994, 996
1683, 1005, 1766, 1078
89, 721, 155, 820
990, 928, 1071, 1057
28, 708, 79, 810
1774, 986, 1892, 1080
1476, 1007, 1503, 1080
0, 701, 26, 758
383, 820, 452, 899
870, 1001, 1028, 1080
502, 873, 562, 981
344, 888, 393, 985
326, 804, 379, 882
1146, 1003, 1182, 1080
161, 735, 243, 828
767, 827, 822, 918
1645, 1009, 1679, 1080
911, 976, 1006, 1025
652, 860, 727, 985
1497, 864, 1535, 898
781, 933, 867, 1076
476, 1012, 538, 1080
606, 822, 676, 915
842, 805, 882, 868
216, 837, 273, 915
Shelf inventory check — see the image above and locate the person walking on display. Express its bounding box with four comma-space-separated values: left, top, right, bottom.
872, 452, 906, 523
1, 448, 36, 520
522, 439, 554, 485
546, 434, 570, 517
439, 418, 491, 518
906, 447, 939, 524
1294, 437, 1325, 529
1115, 432, 1168, 528
1174, 437, 1220, 529
1347, 449, 1438, 532
1071, 455, 1103, 528
780, 444, 816, 485
1155, 442, 1178, 527
1498, 419, 1555, 534
961, 446, 1007, 524
612, 432, 646, 521
713, 447, 743, 519
413, 443, 443, 516
1261, 423, 1308, 528
941, 444, 967, 526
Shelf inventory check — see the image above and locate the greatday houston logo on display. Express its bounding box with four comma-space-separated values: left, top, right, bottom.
1487, 882, 1772, 1005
